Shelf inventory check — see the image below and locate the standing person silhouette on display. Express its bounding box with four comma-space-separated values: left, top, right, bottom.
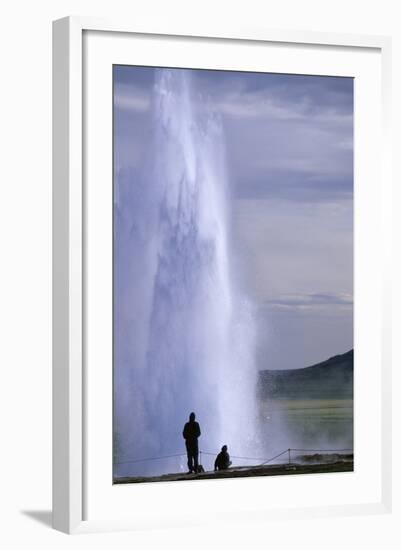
182, 412, 201, 473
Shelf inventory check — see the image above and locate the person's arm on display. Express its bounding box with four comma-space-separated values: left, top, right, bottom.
196, 422, 201, 437
214, 456, 218, 471
182, 423, 188, 439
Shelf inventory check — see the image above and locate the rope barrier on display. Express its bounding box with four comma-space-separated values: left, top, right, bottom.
200, 450, 276, 461
290, 448, 353, 453
116, 453, 186, 465
116, 447, 353, 467
260, 449, 289, 465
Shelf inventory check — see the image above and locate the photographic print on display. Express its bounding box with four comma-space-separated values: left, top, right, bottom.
113, 65, 353, 484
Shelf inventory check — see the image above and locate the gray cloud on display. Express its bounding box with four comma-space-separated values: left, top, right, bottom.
114, 65, 353, 370
194, 70, 353, 117
114, 83, 150, 112
262, 292, 353, 311
233, 174, 352, 203
113, 65, 353, 205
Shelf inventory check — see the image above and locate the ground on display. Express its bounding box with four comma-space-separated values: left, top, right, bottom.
114, 453, 353, 484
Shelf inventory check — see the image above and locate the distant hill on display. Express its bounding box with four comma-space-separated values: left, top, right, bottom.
258, 349, 353, 400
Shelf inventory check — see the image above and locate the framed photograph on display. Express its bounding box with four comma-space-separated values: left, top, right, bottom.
53, 17, 392, 534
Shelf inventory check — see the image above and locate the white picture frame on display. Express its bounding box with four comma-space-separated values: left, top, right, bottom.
52, 16, 392, 534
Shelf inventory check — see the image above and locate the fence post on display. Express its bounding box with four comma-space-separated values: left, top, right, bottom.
288, 448, 291, 465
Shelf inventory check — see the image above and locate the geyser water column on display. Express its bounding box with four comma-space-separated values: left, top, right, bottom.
114, 68, 258, 477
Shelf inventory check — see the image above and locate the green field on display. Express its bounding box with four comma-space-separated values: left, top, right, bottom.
259, 397, 353, 453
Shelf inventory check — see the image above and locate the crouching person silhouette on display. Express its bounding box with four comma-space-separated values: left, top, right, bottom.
214, 445, 232, 471
182, 412, 201, 473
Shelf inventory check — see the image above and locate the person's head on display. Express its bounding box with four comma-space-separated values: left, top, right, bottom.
189, 412, 196, 422
222, 445, 228, 452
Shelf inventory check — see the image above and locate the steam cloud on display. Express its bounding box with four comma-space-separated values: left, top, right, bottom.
114, 69, 259, 477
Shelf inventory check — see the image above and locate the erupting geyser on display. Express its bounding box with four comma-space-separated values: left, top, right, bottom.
114, 68, 259, 477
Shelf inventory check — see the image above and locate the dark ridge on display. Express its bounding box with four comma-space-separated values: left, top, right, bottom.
258, 349, 353, 399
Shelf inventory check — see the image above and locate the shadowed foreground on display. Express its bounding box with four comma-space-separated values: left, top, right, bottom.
114, 453, 353, 484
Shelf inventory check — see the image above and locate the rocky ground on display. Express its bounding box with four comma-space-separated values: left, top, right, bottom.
114, 453, 353, 484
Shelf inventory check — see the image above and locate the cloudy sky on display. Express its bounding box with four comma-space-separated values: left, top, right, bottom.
114, 65, 353, 371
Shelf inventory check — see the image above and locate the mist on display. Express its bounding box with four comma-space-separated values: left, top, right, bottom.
114, 68, 260, 477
